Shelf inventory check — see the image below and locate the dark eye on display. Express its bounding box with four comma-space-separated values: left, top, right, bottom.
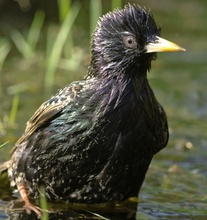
123, 36, 137, 49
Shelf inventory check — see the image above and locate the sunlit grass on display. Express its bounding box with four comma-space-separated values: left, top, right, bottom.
57, 0, 73, 58
45, 2, 80, 95
0, 141, 9, 150
26, 10, 45, 56
90, 0, 102, 35
57, 0, 71, 23
1, 1, 117, 141
10, 10, 45, 60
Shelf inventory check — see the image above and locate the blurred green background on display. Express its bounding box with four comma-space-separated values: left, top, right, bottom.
0, 0, 207, 219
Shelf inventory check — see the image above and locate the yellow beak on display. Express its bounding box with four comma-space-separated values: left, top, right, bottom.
145, 36, 186, 53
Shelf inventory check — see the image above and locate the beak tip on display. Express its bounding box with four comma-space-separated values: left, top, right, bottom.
145, 36, 186, 53
173, 46, 186, 52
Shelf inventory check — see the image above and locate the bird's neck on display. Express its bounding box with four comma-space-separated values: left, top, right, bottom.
114, 65, 154, 99
91, 65, 157, 112
86, 53, 157, 106
126, 70, 157, 107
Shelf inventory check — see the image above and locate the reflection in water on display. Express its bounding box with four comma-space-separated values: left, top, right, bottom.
4, 198, 207, 220
1, 0, 207, 219
5, 199, 137, 220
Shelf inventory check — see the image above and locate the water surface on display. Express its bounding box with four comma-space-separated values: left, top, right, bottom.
0, 0, 207, 219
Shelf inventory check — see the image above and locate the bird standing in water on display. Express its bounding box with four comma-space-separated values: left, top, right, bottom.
1, 4, 185, 217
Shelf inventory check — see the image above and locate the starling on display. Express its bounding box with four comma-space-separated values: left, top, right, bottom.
3, 4, 185, 217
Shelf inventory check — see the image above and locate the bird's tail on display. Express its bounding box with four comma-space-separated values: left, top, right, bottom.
0, 160, 10, 173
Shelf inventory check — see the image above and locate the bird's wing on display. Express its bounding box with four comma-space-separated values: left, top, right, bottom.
16, 80, 89, 145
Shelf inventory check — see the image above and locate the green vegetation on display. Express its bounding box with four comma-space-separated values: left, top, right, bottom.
45, 2, 80, 94
0, 38, 11, 96
0, 1, 123, 148
0, 1, 123, 213
39, 186, 49, 220
9, 93, 19, 127
0, 1, 207, 219
0, 141, 9, 150
10, 10, 45, 60
90, 0, 102, 35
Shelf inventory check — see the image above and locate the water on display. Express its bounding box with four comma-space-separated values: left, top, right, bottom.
0, 0, 207, 219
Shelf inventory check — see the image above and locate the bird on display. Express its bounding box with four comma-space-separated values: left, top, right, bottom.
1, 3, 185, 217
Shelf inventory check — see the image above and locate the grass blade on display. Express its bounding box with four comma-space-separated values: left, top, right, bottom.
40, 186, 48, 220
9, 93, 19, 126
57, 0, 71, 23
0, 38, 11, 96
10, 11, 44, 59
45, 2, 80, 94
27, 10, 45, 53
0, 141, 9, 150
90, 0, 102, 35
0, 39, 11, 70
10, 29, 32, 59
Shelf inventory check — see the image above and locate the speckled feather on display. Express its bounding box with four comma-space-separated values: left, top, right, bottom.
8, 4, 168, 204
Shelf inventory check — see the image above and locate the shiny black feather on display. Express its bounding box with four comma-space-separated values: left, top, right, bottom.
8, 4, 168, 203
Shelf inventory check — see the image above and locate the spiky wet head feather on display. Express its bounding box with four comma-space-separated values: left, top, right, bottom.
88, 4, 161, 78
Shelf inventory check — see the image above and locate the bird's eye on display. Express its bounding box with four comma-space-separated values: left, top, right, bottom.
123, 36, 137, 49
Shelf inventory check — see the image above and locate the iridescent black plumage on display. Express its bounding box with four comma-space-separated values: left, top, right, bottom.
5, 4, 185, 210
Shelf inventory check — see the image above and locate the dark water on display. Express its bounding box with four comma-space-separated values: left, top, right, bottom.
0, 0, 207, 219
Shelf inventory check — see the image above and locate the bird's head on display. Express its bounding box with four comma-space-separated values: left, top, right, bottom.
89, 4, 185, 78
